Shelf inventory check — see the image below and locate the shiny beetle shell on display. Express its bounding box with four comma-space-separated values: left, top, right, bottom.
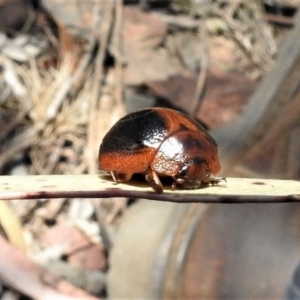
98, 108, 221, 193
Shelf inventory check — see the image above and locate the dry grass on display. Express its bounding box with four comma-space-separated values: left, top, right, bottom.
0, 1, 286, 298
0, 0, 127, 177
0, 0, 276, 177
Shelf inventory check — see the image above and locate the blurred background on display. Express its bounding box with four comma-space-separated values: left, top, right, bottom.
0, 0, 300, 298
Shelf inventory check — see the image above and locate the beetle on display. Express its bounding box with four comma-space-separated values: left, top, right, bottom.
98, 107, 222, 193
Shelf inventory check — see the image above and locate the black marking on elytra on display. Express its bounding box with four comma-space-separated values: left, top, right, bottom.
99, 109, 169, 154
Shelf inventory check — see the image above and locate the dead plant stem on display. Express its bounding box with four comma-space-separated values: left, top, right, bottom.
86, 0, 115, 174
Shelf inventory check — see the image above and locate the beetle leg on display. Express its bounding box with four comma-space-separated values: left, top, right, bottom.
171, 181, 177, 191
111, 171, 132, 183
203, 176, 226, 185
145, 169, 163, 193
172, 177, 185, 191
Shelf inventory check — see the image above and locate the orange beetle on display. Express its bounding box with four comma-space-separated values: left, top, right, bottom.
98, 108, 222, 193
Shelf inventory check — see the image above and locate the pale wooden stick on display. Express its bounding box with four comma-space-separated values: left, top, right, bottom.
0, 175, 299, 203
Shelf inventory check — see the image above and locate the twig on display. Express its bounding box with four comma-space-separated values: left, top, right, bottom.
0, 125, 41, 171
191, 50, 208, 115
0, 175, 299, 203
92, 198, 113, 251
86, 0, 115, 174
191, 19, 209, 116
1, 57, 28, 101
45, 46, 94, 122
0, 109, 28, 141
113, 0, 125, 109
0, 235, 99, 300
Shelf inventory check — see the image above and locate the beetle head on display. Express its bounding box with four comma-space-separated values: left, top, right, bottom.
151, 130, 221, 190
174, 157, 211, 189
